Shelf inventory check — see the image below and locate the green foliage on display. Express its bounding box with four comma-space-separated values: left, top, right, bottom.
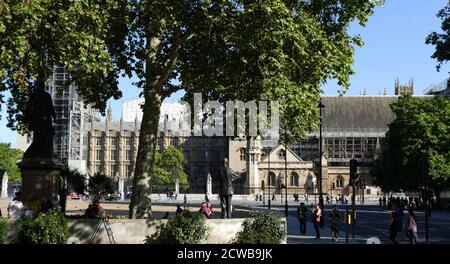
0, 143, 23, 182
145, 210, 208, 244
372, 96, 450, 195
1, 0, 381, 218
60, 168, 87, 194
59, 168, 87, 212
19, 210, 69, 244
233, 211, 286, 244
0, 0, 127, 126
88, 172, 116, 198
0, 220, 9, 244
426, 2, 450, 72
152, 146, 189, 188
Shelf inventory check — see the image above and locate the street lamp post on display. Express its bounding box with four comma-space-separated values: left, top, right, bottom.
421, 158, 430, 242
285, 129, 289, 217
331, 182, 335, 205
268, 148, 271, 210
318, 100, 325, 228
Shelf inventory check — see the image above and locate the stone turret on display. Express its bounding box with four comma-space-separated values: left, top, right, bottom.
120, 114, 124, 132
134, 114, 139, 131
395, 78, 414, 95
105, 105, 113, 132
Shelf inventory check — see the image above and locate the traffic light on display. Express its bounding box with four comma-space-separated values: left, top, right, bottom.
349, 159, 358, 186
261, 180, 265, 191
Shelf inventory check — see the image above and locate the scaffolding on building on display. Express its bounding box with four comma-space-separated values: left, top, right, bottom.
45, 66, 99, 171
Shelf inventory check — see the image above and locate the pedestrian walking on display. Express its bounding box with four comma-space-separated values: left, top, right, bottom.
406, 208, 418, 244
312, 203, 321, 239
389, 204, 404, 244
297, 202, 308, 235
330, 205, 340, 241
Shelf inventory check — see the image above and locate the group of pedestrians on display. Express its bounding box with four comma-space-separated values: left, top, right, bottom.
297, 203, 328, 240
389, 203, 418, 244
6, 192, 55, 219
297, 200, 419, 244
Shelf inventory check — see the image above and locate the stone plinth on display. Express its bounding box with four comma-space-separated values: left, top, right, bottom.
18, 158, 62, 206
1, 172, 8, 198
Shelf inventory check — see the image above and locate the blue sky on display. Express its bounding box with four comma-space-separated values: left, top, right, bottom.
1, 0, 449, 147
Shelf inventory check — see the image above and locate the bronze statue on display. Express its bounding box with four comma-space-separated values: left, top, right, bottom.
219, 158, 245, 218
23, 80, 56, 159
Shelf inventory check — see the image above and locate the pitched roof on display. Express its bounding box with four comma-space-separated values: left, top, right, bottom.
320, 96, 399, 133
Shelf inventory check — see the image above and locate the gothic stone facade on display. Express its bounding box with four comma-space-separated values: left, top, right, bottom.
86, 108, 227, 194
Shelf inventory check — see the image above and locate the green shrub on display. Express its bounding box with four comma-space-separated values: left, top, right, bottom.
88, 172, 116, 199
233, 211, 286, 244
0, 220, 9, 244
145, 210, 209, 244
19, 210, 69, 244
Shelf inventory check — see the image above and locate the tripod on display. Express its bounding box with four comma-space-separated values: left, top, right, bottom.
89, 212, 116, 244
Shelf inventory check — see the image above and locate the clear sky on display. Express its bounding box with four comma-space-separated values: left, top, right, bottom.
1, 0, 449, 147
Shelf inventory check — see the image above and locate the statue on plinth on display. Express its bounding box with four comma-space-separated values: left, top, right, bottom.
219, 158, 246, 219
19, 80, 60, 205
23, 80, 56, 160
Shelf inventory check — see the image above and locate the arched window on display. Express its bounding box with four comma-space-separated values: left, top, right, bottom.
336, 176, 344, 188
268, 171, 277, 186
239, 148, 246, 161
278, 149, 286, 159
290, 172, 299, 186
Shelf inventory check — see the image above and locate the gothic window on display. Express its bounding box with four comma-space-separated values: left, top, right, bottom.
278, 149, 286, 159
336, 176, 344, 188
126, 150, 131, 161
239, 148, 246, 161
110, 165, 116, 177
126, 165, 133, 177
268, 172, 277, 186
290, 172, 299, 186
96, 150, 102, 160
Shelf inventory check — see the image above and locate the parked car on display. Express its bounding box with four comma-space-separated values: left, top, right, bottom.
68, 192, 80, 199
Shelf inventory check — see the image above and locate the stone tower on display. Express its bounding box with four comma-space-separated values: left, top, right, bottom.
395, 78, 414, 95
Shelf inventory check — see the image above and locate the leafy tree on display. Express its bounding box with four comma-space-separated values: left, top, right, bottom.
88, 172, 116, 199
372, 95, 450, 198
0, 0, 381, 218
0, 143, 23, 182
152, 146, 189, 189
426, 1, 450, 72
59, 168, 87, 212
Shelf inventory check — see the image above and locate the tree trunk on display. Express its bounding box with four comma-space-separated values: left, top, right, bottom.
128, 89, 162, 219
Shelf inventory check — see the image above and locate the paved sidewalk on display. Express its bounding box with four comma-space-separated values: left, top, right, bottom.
286, 214, 368, 244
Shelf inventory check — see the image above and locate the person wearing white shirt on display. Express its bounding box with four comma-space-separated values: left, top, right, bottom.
7, 198, 24, 219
